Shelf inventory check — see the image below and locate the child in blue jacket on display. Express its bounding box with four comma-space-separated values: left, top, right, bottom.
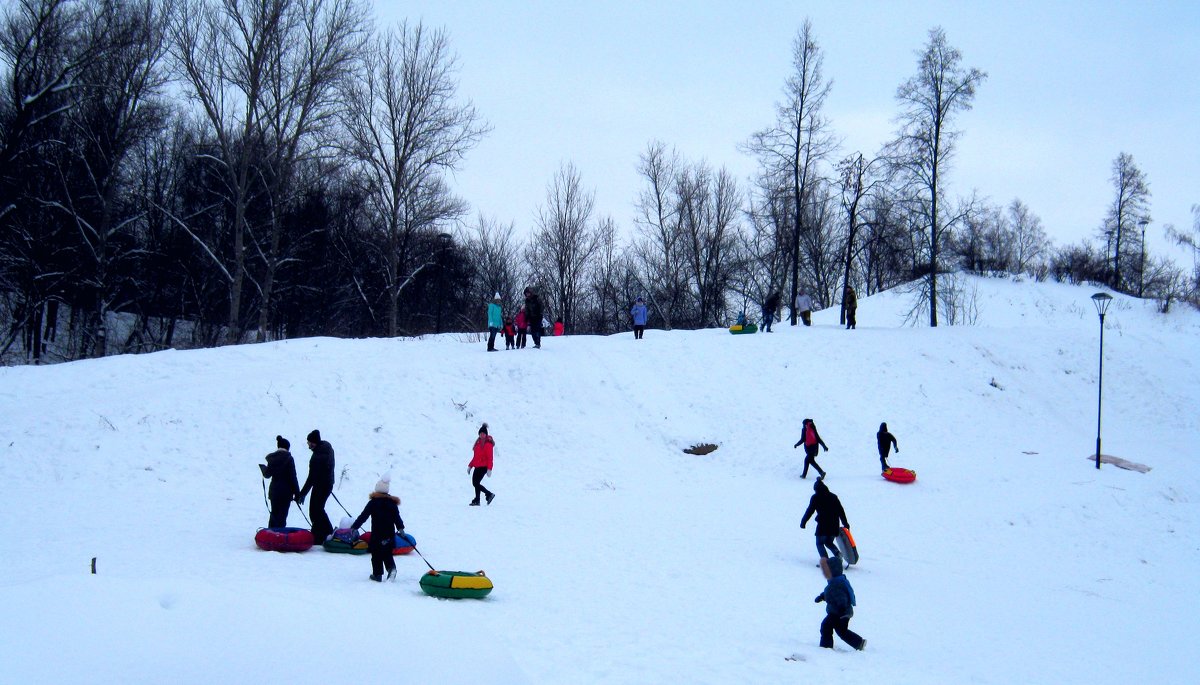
814, 556, 866, 651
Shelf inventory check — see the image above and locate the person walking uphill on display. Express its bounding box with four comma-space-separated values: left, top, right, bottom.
515, 308, 528, 349
524, 287, 544, 348
297, 429, 335, 543
843, 285, 857, 330
260, 435, 299, 528
877, 422, 899, 473
814, 556, 866, 651
468, 423, 496, 506
762, 290, 782, 332
486, 294, 503, 352
630, 296, 648, 339
800, 478, 850, 561
793, 418, 829, 479
351, 476, 406, 582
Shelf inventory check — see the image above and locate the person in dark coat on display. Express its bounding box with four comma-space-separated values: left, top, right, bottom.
793, 418, 829, 479
814, 556, 866, 651
843, 285, 857, 330
523, 287, 544, 348
297, 429, 335, 543
877, 422, 899, 473
762, 290, 782, 332
800, 478, 850, 561
351, 476, 406, 582
259, 435, 299, 528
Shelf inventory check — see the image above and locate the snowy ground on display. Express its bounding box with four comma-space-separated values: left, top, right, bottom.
1, 275, 1197, 684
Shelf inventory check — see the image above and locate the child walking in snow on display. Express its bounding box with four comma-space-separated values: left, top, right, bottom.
814, 556, 866, 651
793, 418, 829, 479
877, 422, 899, 473
351, 476, 406, 582
468, 423, 496, 506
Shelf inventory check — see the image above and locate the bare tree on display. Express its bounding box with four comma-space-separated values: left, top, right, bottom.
1007, 198, 1049, 276
631, 141, 688, 329
341, 20, 487, 336
1099, 151, 1150, 293
744, 19, 835, 325
167, 0, 291, 341
677, 162, 743, 326
0, 0, 101, 362
890, 26, 986, 326
43, 0, 171, 358
461, 213, 521, 320
251, 0, 369, 341
836, 152, 886, 321
528, 162, 601, 332
1165, 204, 1200, 307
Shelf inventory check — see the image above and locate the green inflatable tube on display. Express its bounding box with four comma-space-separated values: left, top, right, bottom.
419, 570, 493, 599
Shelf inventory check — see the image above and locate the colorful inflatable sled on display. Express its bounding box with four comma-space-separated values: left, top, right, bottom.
323, 528, 368, 554
419, 570, 493, 599
360, 531, 416, 555
728, 323, 758, 335
882, 467, 917, 484
255, 527, 314, 552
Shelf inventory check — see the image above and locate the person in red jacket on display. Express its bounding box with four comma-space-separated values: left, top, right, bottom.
515, 308, 528, 349
793, 418, 829, 479
468, 423, 496, 506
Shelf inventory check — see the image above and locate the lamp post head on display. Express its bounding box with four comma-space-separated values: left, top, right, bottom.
1091, 292, 1113, 317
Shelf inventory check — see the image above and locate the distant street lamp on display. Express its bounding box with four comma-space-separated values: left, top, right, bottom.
1138, 218, 1149, 298
1091, 292, 1113, 469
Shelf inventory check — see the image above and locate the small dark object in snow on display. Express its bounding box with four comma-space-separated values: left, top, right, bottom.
683, 443, 718, 455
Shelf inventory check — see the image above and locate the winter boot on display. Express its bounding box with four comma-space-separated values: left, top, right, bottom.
469, 499, 480, 506
369, 574, 382, 582
386, 569, 396, 581
485, 492, 495, 505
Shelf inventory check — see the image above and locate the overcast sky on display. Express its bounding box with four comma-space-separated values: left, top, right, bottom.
375, 0, 1199, 257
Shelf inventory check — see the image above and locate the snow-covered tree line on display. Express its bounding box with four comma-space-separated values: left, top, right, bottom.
1, 2, 1194, 364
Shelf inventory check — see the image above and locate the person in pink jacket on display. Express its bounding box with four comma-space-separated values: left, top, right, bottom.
468, 423, 496, 506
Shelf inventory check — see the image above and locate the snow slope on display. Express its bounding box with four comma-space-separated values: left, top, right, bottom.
1, 274, 1197, 684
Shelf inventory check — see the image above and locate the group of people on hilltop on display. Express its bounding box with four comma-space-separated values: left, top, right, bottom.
789, 419, 903, 652
758, 286, 855, 331
483, 284, 858, 342
259, 422, 500, 581
488, 287, 558, 351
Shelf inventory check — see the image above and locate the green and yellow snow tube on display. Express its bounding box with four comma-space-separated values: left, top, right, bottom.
729, 323, 758, 335
419, 570, 493, 599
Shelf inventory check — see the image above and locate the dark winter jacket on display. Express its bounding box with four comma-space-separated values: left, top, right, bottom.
260, 449, 299, 500
299, 440, 335, 498
525, 292, 544, 325
351, 492, 405, 552
801, 479, 849, 537
764, 291, 782, 314
816, 556, 856, 618
877, 425, 898, 458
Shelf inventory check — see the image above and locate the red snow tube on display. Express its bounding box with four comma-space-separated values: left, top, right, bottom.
361, 531, 416, 555
255, 527, 314, 552
882, 467, 917, 484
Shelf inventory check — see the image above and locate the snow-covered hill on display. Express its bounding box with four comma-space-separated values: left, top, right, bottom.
1, 275, 1196, 684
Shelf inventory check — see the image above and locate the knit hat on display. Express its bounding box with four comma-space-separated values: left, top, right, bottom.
307, 429, 321, 444
276, 435, 290, 450
374, 475, 391, 494
478, 422, 489, 435
494, 292, 501, 300
636, 296, 643, 302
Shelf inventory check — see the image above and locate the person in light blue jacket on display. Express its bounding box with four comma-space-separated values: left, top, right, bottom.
487, 294, 503, 352
630, 296, 649, 339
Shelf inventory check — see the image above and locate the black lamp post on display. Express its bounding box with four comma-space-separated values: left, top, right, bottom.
1091, 292, 1113, 469
1137, 219, 1149, 298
